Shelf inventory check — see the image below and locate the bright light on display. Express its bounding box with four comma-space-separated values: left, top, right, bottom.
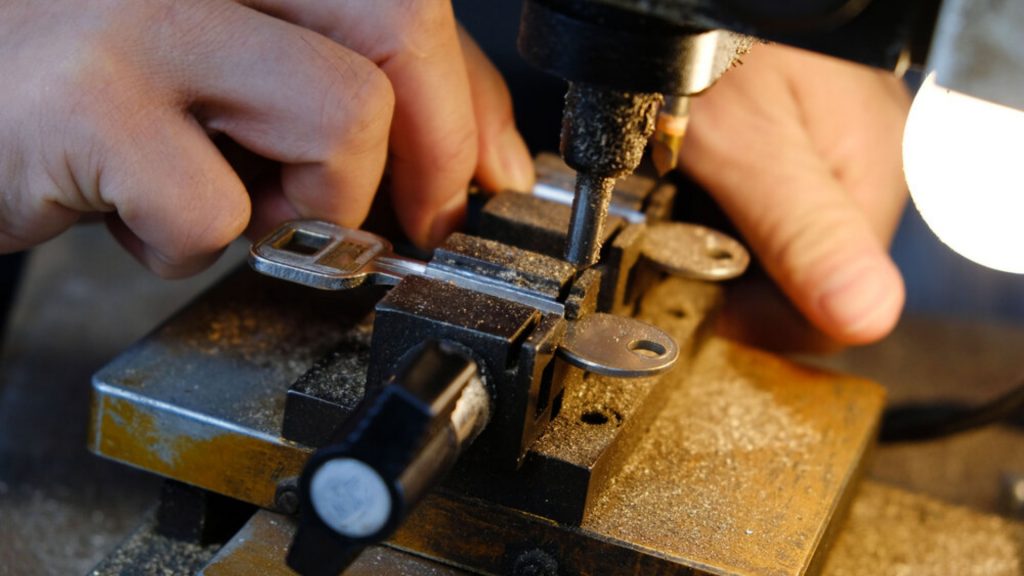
903, 72, 1024, 273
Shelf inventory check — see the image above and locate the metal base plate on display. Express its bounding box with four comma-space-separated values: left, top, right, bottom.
391, 336, 883, 575
89, 269, 884, 575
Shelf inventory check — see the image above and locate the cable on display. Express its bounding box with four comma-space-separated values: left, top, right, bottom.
879, 378, 1024, 443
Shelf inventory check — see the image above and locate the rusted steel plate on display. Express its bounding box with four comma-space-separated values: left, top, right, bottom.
90, 269, 884, 575
392, 336, 885, 575
90, 392, 310, 509
199, 510, 470, 576
89, 268, 379, 508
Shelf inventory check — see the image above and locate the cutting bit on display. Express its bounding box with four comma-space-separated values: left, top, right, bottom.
564, 173, 617, 268
651, 96, 690, 176
559, 82, 661, 269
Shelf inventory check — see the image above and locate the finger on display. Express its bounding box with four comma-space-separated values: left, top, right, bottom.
683, 79, 903, 344
0, 120, 81, 252
102, 111, 250, 278
208, 135, 297, 239
768, 46, 911, 241
242, 0, 479, 247
716, 270, 847, 354
0, 180, 80, 254
173, 2, 394, 232
457, 26, 534, 194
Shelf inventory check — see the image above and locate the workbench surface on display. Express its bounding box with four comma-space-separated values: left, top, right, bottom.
2, 226, 1021, 575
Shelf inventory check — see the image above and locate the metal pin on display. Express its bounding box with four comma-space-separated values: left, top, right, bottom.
564, 173, 616, 268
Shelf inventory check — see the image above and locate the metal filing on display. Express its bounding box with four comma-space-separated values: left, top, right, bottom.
559, 83, 662, 268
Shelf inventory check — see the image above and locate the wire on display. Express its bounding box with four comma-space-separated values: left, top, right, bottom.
879, 378, 1024, 443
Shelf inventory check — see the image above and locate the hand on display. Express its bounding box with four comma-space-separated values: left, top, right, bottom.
680, 43, 911, 348
0, 0, 533, 277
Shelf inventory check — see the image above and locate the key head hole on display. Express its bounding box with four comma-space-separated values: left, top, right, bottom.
708, 247, 733, 261
628, 339, 667, 359
280, 230, 331, 256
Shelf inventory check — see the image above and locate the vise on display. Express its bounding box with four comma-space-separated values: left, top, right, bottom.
87, 155, 884, 576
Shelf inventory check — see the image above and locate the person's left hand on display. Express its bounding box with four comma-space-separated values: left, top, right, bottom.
679, 44, 911, 350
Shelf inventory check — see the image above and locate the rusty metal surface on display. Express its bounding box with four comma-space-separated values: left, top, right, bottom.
88, 263, 883, 575
200, 510, 469, 576
89, 511, 221, 576
97, 483, 1022, 576
89, 268, 381, 509
822, 481, 1024, 576
582, 337, 881, 575
5, 225, 1023, 574
392, 332, 885, 575
201, 482, 1024, 576
444, 278, 720, 525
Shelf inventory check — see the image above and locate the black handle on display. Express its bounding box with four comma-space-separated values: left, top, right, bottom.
287, 341, 490, 576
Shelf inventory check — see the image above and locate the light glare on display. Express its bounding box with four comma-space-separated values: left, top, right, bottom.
903, 72, 1024, 273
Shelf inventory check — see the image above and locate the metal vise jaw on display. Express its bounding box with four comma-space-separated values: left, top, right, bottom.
367, 234, 590, 471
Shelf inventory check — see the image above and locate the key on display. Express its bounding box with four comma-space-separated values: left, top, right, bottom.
249, 220, 426, 291
251, 220, 678, 378
558, 311, 678, 378
641, 222, 750, 281
251, 221, 564, 313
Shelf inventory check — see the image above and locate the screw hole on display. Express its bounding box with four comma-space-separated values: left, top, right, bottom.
671, 307, 688, 319
628, 339, 667, 358
580, 407, 621, 427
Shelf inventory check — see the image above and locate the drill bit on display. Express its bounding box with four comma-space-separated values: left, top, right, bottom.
651, 96, 690, 176
565, 173, 616, 268
559, 82, 661, 269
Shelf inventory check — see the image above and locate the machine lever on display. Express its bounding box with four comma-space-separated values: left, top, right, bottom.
286, 341, 491, 576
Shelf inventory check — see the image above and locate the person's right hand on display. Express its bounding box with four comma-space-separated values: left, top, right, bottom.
0, 0, 534, 277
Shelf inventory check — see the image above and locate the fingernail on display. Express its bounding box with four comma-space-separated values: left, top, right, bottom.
818, 259, 902, 341
498, 128, 535, 192
427, 192, 466, 247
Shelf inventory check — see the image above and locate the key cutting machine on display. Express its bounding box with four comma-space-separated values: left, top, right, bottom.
87, 0, 1017, 573
87, 153, 884, 575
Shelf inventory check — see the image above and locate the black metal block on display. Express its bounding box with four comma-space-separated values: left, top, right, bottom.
155, 480, 255, 546
446, 279, 721, 525
282, 330, 372, 447
370, 275, 567, 469
434, 233, 576, 300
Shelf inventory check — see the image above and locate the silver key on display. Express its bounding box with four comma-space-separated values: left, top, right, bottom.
251, 220, 679, 378
558, 312, 678, 378
641, 222, 750, 281
249, 220, 426, 291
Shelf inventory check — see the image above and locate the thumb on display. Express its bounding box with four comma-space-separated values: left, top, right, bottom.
681, 115, 904, 344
